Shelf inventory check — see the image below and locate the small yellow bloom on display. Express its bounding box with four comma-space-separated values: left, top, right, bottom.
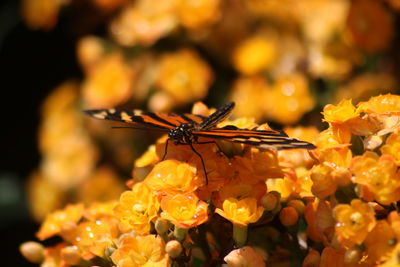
233, 35, 278, 75
114, 182, 160, 234
381, 129, 400, 164
322, 99, 359, 124
215, 197, 264, 226
378, 243, 400, 267
160, 193, 208, 228
351, 152, 400, 205
156, 49, 213, 106
36, 204, 84, 241
145, 159, 201, 195
364, 220, 396, 264
176, 0, 221, 29
333, 199, 376, 248
110, 0, 177, 46
304, 200, 335, 243
111, 234, 170, 267
82, 53, 134, 109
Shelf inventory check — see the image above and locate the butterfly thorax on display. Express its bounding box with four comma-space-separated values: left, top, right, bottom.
168, 123, 197, 144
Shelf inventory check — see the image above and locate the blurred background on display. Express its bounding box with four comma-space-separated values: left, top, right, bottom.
1, 0, 400, 265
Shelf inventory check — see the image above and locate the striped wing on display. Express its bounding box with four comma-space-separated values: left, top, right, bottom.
84, 108, 207, 130
192, 127, 316, 150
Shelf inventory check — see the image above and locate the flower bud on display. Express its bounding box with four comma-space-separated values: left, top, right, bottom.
19, 241, 44, 263
61, 246, 80, 265
302, 249, 320, 267
166, 240, 183, 259
261, 192, 278, 211
279, 206, 299, 226
174, 226, 188, 242
344, 246, 362, 264
287, 199, 305, 215
155, 218, 170, 235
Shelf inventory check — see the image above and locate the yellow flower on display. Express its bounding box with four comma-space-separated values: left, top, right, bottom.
364, 220, 396, 264
316, 126, 352, 149
82, 53, 134, 109
22, 0, 59, 30
113, 182, 160, 234
347, 0, 393, 52
378, 243, 400, 267
268, 73, 315, 124
229, 76, 271, 121
145, 159, 201, 195
110, 0, 177, 46
176, 0, 221, 29
233, 35, 278, 75
224, 246, 267, 267
380, 129, 400, 164
333, 199, 376, 248
215, 197, 264, 226
160, 193, 208, 228
304, 199, 335, 243
111, 234, 170, 267
156, 49, 213, 106
36, 204, 84, 240
357, 94, 400, 115
322, 99, 359, 124
310, 163, 337, 199
350, 152, 400, 205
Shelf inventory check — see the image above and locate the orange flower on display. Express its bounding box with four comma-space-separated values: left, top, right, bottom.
319, 247, 346, 267
310, 163, 337, 199
37, 204, 84, 240
304, 199, 335, 243
364, 220, 396, 264
380, 129, 400, 165
160, 193, 208, 228
113, 182, 160, 234
82, 53, 134, 109
215, 197, 264, 226
322, 99, 359, 125
91, 0, 128, 12
268, 73, 315, 124
156, 49, 213, 106
233, 35, 278, 75
111, 234, 170, 267
350, 152, 400, 205
347, 0, 393, 52
357, 94, 400, 115
224, 246, 267, 267
176, 0, 221, 29
145, 159, 201, 195
378, 243, 400, 267
333, 199, 376, 248
229, 76, 271, 121
110, 0, 177, 46
316, 126, 352, 149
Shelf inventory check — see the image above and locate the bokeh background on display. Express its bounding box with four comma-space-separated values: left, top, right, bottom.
2, 0, 400, 265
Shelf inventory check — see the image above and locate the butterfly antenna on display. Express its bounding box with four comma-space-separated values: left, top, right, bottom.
189, 142, 208, 185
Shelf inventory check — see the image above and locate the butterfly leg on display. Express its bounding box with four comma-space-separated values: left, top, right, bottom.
162, 139, 170, 161
188, 142, 208, 185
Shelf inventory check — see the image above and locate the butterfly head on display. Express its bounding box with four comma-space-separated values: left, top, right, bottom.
168, 123, 195, 144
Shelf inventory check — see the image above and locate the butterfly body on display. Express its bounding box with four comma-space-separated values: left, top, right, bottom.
84, 102, 315, 183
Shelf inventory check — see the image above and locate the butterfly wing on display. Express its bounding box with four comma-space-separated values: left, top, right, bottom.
197, 102, 235, 130
84, 109, 207, 131
192, 126, 316, 150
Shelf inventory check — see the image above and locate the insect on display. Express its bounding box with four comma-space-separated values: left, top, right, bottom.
84, 102, 315, 184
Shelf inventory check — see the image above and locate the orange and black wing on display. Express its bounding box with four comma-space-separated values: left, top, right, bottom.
192, 126, 316, 150
84, 108, 207, 131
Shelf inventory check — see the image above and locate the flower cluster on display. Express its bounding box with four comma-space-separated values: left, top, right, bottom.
20, 95, 400, 266
19, 0, 400, 266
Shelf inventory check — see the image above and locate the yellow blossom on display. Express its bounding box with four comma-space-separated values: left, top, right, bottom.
215, 197, 264, 226
364, 220, 397, 264
160, 193, 208, 228
333, 199, 376, 248
36, 204, 84, 241
114, 182, 160, 234
176, 0, 221, 29
109, 0, 177, 46
380, 129, 400, 164
350, 152, 400, 205
111, 234, 170, 267
156, 49, 213, 106
145, 159, 201, 195
304, 199, 335, 243
82, 53, 134, 109
233, 35, 278, 75
322, 99, 359, 124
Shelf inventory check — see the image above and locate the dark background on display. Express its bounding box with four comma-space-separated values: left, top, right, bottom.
0, 1, 82, 265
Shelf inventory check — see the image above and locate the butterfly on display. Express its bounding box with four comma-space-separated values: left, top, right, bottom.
84, 102, 316, 184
